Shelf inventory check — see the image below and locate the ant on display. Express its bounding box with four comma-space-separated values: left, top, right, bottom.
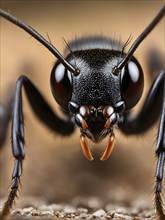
0, 5, 165, 219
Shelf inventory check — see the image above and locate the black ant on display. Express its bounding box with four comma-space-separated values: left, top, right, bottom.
0, 5, 165, 219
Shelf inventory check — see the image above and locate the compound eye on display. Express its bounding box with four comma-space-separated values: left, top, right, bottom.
120, 57, 144, 110
50, 62, 73, 110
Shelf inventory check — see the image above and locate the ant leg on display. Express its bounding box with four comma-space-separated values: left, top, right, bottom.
155, 81, 165, 218
22, 76, 74, 135
1, 77, 25, 216
1, 75, 74, 216
119, 70, 165, 217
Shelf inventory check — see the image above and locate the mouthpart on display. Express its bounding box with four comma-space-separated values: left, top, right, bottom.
73, 105, 119, 161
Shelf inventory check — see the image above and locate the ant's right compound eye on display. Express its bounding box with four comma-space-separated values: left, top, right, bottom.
50, 62, 73, 110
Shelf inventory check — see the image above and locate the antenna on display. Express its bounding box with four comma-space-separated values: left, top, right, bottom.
0, 9, 80, 75
114, 5, 165, 74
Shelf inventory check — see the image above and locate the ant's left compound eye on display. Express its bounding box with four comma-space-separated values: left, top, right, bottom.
50, 62, 73, 110
120, 57, 144, 110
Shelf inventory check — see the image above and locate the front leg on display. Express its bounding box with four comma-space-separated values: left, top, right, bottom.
1, 75, 75, 217
155, 80, 165, 218
119, 70, 165, 218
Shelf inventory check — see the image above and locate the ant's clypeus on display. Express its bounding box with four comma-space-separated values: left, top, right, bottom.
0, 5, 165, 219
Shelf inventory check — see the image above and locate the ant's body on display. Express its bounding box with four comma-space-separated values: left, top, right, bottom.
0, 5, 165, 219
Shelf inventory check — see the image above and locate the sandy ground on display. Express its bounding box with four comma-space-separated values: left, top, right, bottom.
0, 195, 157, 219
0, 1, 165, 220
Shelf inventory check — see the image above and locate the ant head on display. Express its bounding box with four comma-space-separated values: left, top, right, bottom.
50, 38, 144, 144
50, 42, 144, 112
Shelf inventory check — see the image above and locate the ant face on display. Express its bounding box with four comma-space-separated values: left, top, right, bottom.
50, 37, 144, 144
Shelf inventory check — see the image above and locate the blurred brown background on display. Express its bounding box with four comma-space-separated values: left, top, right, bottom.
0, 0, 164, 208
